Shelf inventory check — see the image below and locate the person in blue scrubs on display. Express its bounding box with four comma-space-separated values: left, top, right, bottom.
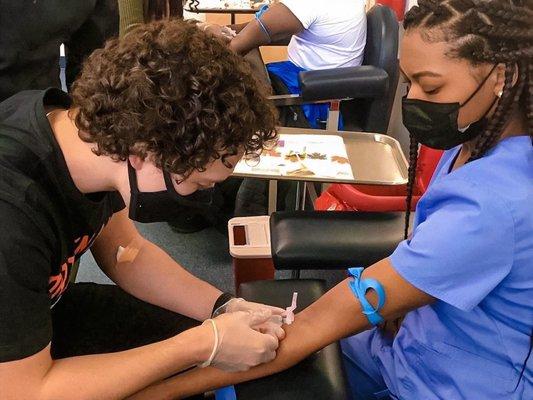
123, 1, 533, 399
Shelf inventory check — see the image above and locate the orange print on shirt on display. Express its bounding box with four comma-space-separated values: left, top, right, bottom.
48, 232, 99, 300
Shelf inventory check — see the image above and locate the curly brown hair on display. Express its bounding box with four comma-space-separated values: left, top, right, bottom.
71, 19, 278, 177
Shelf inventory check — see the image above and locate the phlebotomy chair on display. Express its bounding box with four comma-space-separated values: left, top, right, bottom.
228, 211, 410, 399
270, 4, 399, 133
234, 278, 351, 399
228, 8, 403, 398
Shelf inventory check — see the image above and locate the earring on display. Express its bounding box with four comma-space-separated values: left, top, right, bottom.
497, 90, 503, 98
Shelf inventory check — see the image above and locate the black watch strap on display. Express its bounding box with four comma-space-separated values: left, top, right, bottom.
211, 292, 235, 317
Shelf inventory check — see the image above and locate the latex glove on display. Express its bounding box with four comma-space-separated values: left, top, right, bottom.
215, 298, 286, 340
202, 310, 280, 372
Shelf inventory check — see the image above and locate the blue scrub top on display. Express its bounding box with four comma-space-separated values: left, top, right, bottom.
350, 136, 533, 399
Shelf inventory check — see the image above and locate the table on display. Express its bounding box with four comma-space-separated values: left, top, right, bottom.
233, 126, 409, 214
184, 0, 267, 24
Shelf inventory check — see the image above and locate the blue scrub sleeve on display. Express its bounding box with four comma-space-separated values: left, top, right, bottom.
390, 177, 514, 311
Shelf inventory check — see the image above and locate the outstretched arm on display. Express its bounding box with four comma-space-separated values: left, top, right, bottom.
127, 258, 434, 399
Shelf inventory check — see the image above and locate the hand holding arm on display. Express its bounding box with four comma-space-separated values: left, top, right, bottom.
213, 298, 286, 340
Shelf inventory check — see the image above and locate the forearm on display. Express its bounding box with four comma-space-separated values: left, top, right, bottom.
39, 327, 210, 400
127, 279, 372, 400
126, 315, 320, 400
229, 19, 271, 55
229, 3, 303, 55
127, 259, 434, 399
105, 238, 222, 321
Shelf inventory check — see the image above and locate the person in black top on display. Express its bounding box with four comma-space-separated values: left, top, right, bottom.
0, 0, 119, 102
0, 20, 285, 400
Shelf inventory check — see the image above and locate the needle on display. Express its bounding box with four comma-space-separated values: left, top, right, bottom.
283, 292, 298, 325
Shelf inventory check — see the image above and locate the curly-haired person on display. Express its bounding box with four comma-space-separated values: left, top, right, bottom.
0, 20, 286, 400
124, 1, 533, 399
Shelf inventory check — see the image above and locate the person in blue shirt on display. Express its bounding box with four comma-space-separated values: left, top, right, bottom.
125, 1, 532, 399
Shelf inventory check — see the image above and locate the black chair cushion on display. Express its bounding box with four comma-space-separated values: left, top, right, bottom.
236, 279, 350, 400
299, 66, 389, 102
270, 211, 409, 270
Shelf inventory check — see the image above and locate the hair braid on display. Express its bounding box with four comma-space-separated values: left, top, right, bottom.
475, 0, 533, 24
404, 133, 419, 239
469, 64, 517, 160
526, 63, 533, 141
474, 24, 533, 41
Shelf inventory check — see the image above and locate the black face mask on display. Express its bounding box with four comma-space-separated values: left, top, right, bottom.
127, 161, 221, 223
402, 65, 498, 150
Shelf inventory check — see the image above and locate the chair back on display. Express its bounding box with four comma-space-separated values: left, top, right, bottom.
341, 5, 399, 133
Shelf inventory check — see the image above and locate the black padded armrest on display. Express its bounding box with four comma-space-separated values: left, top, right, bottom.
270, 211, 408, 270
236, 280, 350, 400
299, 66, 389, 102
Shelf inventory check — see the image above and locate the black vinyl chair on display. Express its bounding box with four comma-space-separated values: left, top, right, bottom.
270, 4, 399, 133
231, 211, 408, 399
234, 279, 351, 400
231, 9, 403, 397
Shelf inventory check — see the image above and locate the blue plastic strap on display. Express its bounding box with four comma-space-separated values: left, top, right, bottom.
255, 5, 271, 42
347, 267, 386, 326
255, 4, 269, 18
215, 386, 237, 400
256, 19, 271, 41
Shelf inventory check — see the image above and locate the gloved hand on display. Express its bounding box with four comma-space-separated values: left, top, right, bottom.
214, 298, 286, 340
200, 310, 280, 372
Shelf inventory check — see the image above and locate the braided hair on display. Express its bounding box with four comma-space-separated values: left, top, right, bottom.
402, 0, 533, 239
402, 1, 533, 389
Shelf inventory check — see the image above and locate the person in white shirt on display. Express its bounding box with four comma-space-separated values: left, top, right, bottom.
280, 0, 367, 70
224, 0, 367, 128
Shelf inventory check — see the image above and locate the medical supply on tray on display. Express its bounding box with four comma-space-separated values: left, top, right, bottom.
234, 134, 354, 180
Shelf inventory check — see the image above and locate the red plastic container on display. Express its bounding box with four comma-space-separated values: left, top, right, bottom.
316, 146, 443, 212
377, 0, 406, 20
228, 216, 275, 292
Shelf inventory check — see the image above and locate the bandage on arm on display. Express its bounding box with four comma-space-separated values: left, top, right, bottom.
116, 243, 141, 264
